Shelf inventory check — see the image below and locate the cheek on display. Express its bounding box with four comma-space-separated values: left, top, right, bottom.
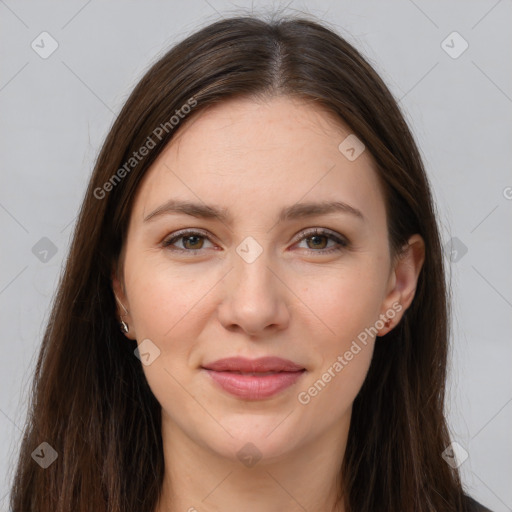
297, 264, 386, 349
295, 264, 383, 408
124, 262, 218, 420
296, 273, 379, 407
122, 262, 215, 405
297, 340, 374, 418
125, 257, 221, 341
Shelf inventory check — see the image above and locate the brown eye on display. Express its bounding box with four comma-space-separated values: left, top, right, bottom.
162, 230, 214, 252
295, 228, 348, 254
306, 234, 329, 250
182, 235, 205, 250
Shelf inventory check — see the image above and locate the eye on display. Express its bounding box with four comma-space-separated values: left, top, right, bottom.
162, 229, 216, 253
162, 227, 349, 255
294, 228, 348, 254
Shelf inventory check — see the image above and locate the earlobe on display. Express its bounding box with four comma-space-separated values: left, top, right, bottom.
377, 234, 425, 336
111, 270, 135, 339
114, 293, 130, 334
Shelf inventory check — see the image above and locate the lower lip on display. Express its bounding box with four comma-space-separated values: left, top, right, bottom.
203, 369, 305, 400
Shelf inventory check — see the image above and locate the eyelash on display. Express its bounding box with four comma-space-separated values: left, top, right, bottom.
161, 228, 348, 255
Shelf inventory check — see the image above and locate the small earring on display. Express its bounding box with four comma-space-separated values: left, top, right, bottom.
114, 292, 130, 335
384, 319, 392, 328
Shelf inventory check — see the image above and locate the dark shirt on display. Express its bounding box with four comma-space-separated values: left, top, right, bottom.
465, 494, 493, 512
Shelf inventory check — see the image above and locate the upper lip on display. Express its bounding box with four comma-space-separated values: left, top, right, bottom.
202, 356, 305, 373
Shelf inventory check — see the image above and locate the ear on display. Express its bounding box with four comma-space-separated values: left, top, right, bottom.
111, 268, 136, 340
377, 234, 425, 336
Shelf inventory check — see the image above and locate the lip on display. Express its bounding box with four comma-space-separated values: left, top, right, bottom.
203, 356, 305, 373
201, 357, 306, 400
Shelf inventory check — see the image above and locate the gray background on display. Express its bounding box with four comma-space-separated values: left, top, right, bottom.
1, 1, 511, 510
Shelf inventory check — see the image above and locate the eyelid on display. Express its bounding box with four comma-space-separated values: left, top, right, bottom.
162, 227, 349, 254
291, 227, 349, 255
162, 228, 217, 250
292, 227, 348, 245
164, 227, 211, 240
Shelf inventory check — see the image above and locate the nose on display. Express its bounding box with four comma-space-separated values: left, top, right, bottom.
217, 254, 290, 337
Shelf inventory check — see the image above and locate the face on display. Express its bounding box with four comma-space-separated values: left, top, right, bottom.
113, 95, 423, 464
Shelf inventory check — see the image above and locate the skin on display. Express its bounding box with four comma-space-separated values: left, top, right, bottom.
112, 95, 425, 512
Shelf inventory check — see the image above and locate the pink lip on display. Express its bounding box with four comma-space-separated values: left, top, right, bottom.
201, 357, 306, 400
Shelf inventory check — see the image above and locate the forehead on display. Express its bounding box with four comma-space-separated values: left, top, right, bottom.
132, 95, 386, 227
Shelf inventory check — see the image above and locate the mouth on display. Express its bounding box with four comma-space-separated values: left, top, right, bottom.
201, 357, 306, 400
202, 356, 305, 373
216, 370, 289, 376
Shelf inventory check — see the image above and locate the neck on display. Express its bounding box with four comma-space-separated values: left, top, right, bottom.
154, 412, 349, 512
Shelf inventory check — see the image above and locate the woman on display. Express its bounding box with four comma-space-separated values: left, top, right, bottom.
9, 14, 492, 512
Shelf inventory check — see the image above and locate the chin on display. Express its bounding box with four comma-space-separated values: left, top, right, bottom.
193, 414, 309, 465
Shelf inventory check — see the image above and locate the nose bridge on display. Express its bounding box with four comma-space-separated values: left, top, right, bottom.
231, 236, 279, 300
217, 235, 290, 335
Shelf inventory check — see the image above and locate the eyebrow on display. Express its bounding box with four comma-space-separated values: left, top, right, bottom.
143, 199, 365, 224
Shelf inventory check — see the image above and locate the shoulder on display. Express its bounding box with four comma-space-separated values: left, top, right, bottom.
464, 494, 493, 512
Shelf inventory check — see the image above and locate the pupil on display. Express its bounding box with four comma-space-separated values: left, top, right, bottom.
185, 236, 202, 249
309, 235, 326, 249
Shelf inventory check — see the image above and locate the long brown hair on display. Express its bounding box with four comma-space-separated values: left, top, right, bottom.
10, 14, 466, 512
